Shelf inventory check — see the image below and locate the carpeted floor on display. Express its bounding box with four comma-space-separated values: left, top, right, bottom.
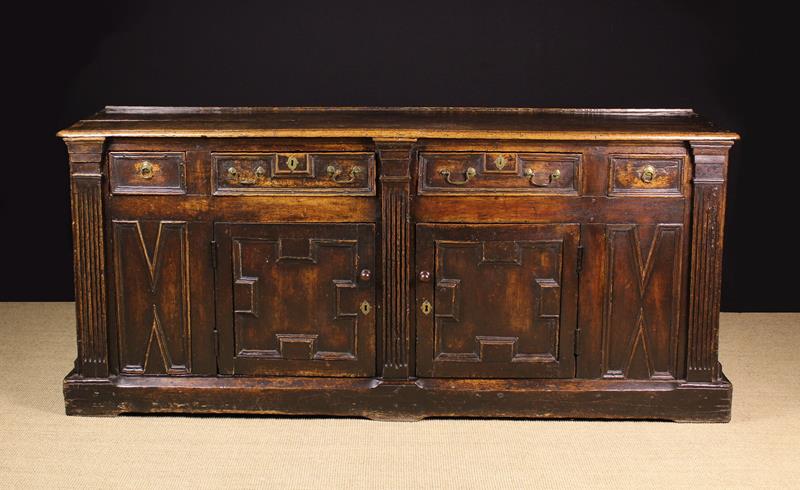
0, 303, 798, 489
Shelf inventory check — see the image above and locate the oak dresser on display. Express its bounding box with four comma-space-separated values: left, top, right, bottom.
58, 107, 738, 421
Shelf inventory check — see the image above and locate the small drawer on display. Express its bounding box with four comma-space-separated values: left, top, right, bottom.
109, 152, 186, 195
609, 155, 684, 196
418, 152, 580, 195
212, 152, 375, 195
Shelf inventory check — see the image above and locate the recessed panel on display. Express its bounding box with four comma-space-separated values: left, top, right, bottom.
416, 224, 579, 378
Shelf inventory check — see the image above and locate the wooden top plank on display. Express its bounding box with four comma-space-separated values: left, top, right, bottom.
58, 107, 739, 141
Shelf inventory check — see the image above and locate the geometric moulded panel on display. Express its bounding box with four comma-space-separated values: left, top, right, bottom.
416, 223, 579, 378
214, 223, 376, 377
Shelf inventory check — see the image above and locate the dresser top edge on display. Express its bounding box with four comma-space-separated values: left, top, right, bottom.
57, 106, 740, 141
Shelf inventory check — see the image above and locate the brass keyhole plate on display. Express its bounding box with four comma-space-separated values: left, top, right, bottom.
360, 300, 372, 315
421, 300, 432, 315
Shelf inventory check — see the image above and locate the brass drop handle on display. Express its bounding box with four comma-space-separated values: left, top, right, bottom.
441, 167, 477, 185
227, 166, 266, 185
640, 165, 656, 183
524, 168, 560, 187
327, 165, 362, 184
138, 161, 154, 179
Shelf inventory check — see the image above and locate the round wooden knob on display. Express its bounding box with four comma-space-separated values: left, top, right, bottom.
418, 270, 431, 282
359, 269, 372, 282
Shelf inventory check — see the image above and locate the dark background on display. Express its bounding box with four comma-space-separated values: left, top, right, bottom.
3, 1, 795, 311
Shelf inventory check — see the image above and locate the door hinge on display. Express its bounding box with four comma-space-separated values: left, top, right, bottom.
576, 245, 585, 274
211, 240, 218, 269
212, 329, 220, 372
574, 328, 582, 357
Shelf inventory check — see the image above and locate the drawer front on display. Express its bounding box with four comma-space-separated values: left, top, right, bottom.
419, 152, 580, 195
609, 155, 684, 196
109, 152, 186, 195
212, 152, 375, 195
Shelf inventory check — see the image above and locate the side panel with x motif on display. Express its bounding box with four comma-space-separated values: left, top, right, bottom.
601, 224, 684, 379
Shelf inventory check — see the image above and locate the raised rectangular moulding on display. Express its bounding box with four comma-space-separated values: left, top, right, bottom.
608, 154, 685, 196
109, 151, 186, 194
212, 152, 376, 195
419, 152, 581, 195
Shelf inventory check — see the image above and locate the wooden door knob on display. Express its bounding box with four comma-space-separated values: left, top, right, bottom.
418, 270, 431, 282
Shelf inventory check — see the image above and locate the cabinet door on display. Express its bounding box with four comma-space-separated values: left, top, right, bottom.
416, 224, 579, 378
215, 223, 376, 376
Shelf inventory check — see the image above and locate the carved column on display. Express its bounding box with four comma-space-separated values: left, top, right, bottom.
65, 138, 109, 378
687, 140, 733, 383
375, 139, 417, 379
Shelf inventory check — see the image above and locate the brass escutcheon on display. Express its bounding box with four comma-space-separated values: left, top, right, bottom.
494, 155, 508, 170
360, 300, 372, 315
286, 155, 300, 171
421, 300, 432, 315
640, 165, 656, 183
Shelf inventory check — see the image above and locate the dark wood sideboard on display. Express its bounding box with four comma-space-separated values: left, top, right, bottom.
58, 107, 738, 421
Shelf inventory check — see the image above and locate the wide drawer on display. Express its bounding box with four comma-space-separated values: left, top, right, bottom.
418, 152, 581, 195
212, 152, 375, 195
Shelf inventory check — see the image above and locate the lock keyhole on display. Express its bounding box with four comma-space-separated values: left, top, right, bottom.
421, 300, 432, 315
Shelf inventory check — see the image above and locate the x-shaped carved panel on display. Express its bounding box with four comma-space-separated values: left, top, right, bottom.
113, 220, 191, 375
604, 224, 682, 379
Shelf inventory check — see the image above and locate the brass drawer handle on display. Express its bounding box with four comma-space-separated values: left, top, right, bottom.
440, 167, 476, 185
524, 168, 561, 187
227, 166, 266, 185
138, 161, 154, 179
640, 165, 656, 183
327, 165, 362, 184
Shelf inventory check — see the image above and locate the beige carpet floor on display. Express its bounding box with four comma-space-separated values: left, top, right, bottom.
0, 303, 798, 489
